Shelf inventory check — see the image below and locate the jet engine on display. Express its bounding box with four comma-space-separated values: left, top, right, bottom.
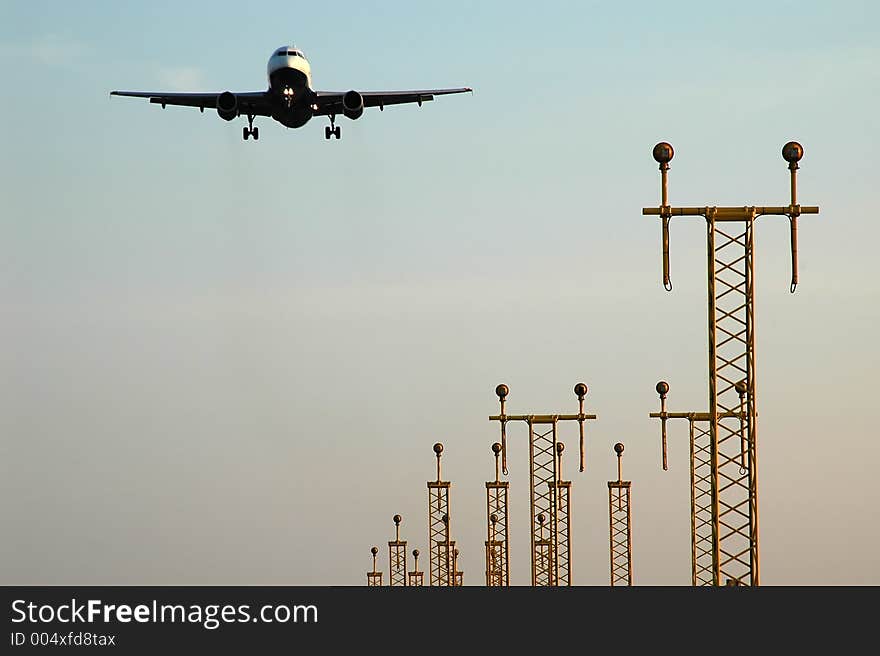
342, 90, 364, 120
216, 91, 238, 121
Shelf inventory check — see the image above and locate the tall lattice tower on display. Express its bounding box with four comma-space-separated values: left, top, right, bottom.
388, 514, 408, 587
550, 442, 572, 586
366, 546, 383, 586
427, 443, 456, 586
608, 443, 632, 586
489, 383, 597, 586
650, 380, 746, 586
408, 549, 425, 587
485, 442, 510, 586
643, 141, 819, 585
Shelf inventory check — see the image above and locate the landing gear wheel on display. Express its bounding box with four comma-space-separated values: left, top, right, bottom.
326, 116, 340, 141
243, 115, 257, 141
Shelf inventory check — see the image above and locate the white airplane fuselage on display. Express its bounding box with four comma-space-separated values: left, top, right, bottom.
266, 46, 315, 128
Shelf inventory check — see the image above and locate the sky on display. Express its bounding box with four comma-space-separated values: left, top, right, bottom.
1, 1, 878, 586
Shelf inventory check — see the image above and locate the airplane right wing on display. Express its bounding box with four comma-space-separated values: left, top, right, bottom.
110, 90, 273, 116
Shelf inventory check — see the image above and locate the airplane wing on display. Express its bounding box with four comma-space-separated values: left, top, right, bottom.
109, 91, 273, 116
313, 88, 472, 116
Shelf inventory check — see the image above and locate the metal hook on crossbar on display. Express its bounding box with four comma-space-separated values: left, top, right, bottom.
789, 214, 799, 293
663, 216, 673, 291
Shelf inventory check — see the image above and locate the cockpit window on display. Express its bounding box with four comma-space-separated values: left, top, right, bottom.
274, 49, 303, 58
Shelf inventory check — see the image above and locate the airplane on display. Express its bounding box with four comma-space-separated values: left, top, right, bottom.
110, 44, 472, 141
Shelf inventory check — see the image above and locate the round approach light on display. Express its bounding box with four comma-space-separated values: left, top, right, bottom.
782, 141, 804, 164
652, 141, 674, 165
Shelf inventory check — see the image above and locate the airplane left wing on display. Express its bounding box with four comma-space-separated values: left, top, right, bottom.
109, 91, 273, 116
313, 87, 472, 116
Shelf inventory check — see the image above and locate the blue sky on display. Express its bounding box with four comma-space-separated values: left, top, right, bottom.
2, 1, 878, 585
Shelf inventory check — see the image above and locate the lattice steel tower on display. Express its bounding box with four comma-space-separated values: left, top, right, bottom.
408, 549, 425, 587
643, 141, 819, 586
388, 514, 408, 587
367, 546, 383, 586
650, 380, 746, 586
551, 442, 572, 586
608, 442, 632, 586
485, 442, 510, 586
427, 443, 457, 586
489, 383, 597, 586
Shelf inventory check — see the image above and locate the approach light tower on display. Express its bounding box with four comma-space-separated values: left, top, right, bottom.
427, 443, 458, 586
485, 443, 510, 586
551, 442, 572, 586
643, 141, 819, 586
651, 380, 746, 586
608, 443, 633, 586
388, 514, 408, 586
489, 383, 597, 586
408, 549, 425, 587
367, 546, 383, 586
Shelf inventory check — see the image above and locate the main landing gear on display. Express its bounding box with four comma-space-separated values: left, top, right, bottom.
243, 114, 259, 141
325, 115, 341, 140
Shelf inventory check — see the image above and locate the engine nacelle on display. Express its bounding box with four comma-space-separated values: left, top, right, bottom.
342, 90, 364, 120
216, 91, 238, 121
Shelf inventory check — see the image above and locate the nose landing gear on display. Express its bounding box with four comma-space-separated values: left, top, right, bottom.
243, 114, 259, 141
